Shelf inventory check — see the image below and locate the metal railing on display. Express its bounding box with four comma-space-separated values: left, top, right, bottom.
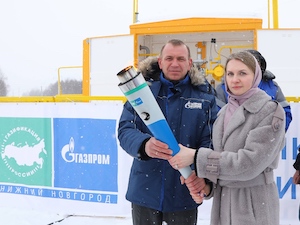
0, 95, 298, 103
0, 95, 126, 103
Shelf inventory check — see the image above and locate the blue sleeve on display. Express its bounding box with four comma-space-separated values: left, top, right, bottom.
283, 105, 292, 132
205, 96, 218, 149
273, 81, 293, 132
215, 83, 227, 109
118, 101, 152, 158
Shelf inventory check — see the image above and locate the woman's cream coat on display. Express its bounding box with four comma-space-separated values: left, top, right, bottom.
196, 90, 286, 225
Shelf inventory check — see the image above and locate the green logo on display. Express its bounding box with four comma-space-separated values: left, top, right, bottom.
0, 118, 52, 186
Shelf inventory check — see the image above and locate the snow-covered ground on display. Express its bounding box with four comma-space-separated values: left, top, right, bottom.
0, 206, 210, 225
0, 207, 130, 225
1, 206, 299, 225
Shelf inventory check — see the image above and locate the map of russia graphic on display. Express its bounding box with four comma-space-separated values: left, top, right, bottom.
0, 117, 118, 202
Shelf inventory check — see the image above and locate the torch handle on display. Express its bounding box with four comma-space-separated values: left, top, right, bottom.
179, 167, 192, 179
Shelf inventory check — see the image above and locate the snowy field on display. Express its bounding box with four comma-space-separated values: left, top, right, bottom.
1, 206, 298, 225
0, 206, 210, 225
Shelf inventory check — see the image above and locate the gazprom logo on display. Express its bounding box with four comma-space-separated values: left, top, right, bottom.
185, 101, 202, 109
130, 97, 143, 106
61, 137, 110, 165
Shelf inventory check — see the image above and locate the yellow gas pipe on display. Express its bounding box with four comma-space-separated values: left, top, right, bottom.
133, 0, 139, 23
205, 44, 254, 81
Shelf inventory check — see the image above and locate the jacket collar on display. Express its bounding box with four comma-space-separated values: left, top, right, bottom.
243, 90, 272, 113
160, 72, 190, 97
160, 72, 190, 87
137, 56, 206, 86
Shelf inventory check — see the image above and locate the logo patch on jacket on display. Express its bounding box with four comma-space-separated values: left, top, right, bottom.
185, 101, 202, 109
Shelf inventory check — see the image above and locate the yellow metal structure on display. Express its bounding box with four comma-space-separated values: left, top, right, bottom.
206, 65, 225, 81
133, 0, 139, 23
195, 42, 207, 68
130, 17, 263, 68
272, 0, 279, 28
0, 95, 126, 103
57, 66, 82, 95
286, 97, 300, 102
268, 0, 279, 28
205, 44, 254, 80
82, 38, 90, 97
81, 18, 263, 98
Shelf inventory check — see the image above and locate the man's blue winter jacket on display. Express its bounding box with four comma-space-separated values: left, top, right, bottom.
118, 72, 218, 212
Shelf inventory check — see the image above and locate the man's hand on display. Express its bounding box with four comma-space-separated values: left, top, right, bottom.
180, 171, 206, 204
145, 137, 173, 160
181, 171, 211, 204
182, 171, 206, 193
190, 190, 206, 204
293, 170, 300, 184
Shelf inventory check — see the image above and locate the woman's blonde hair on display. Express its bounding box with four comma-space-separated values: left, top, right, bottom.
225, 51, 257, 74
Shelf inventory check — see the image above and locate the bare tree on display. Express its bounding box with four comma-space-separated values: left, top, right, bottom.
0, 69, 9, 96
60, 79, 82, 94
26, 88, 43, 96
26, 79, 82, 96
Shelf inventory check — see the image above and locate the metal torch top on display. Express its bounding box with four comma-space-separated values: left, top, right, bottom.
117, 66, 138, 84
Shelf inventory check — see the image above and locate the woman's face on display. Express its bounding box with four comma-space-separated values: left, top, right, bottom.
225, 59, 255, 96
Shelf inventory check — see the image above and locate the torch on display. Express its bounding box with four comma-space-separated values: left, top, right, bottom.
117, 66, 192, 179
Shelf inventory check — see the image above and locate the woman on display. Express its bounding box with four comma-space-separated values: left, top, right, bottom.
215, 49, 292, 132
170, 51, 286, 225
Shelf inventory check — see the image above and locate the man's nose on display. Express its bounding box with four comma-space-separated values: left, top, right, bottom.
171, 61, 180, 67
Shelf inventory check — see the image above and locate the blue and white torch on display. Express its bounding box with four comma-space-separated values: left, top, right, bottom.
117, 66, 192, 179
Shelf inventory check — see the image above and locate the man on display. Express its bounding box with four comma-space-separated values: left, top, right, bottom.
118, 39, 218, 225
215, 49, 292, 132
293, 147, 300, 221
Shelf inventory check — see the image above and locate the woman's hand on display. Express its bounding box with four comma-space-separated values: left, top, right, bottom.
168, 144, 196, 169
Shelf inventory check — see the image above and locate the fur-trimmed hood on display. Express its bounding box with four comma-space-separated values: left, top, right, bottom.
137, 56, 206, 86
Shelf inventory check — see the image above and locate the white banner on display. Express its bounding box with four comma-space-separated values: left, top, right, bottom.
275, 103, 300, 224
0, 102, 131, 217
0, 102, 299, 224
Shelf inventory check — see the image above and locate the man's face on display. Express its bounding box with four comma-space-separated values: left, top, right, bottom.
158, 43, 192, 81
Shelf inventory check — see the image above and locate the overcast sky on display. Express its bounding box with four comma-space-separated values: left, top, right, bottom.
0, 0, 299, 96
